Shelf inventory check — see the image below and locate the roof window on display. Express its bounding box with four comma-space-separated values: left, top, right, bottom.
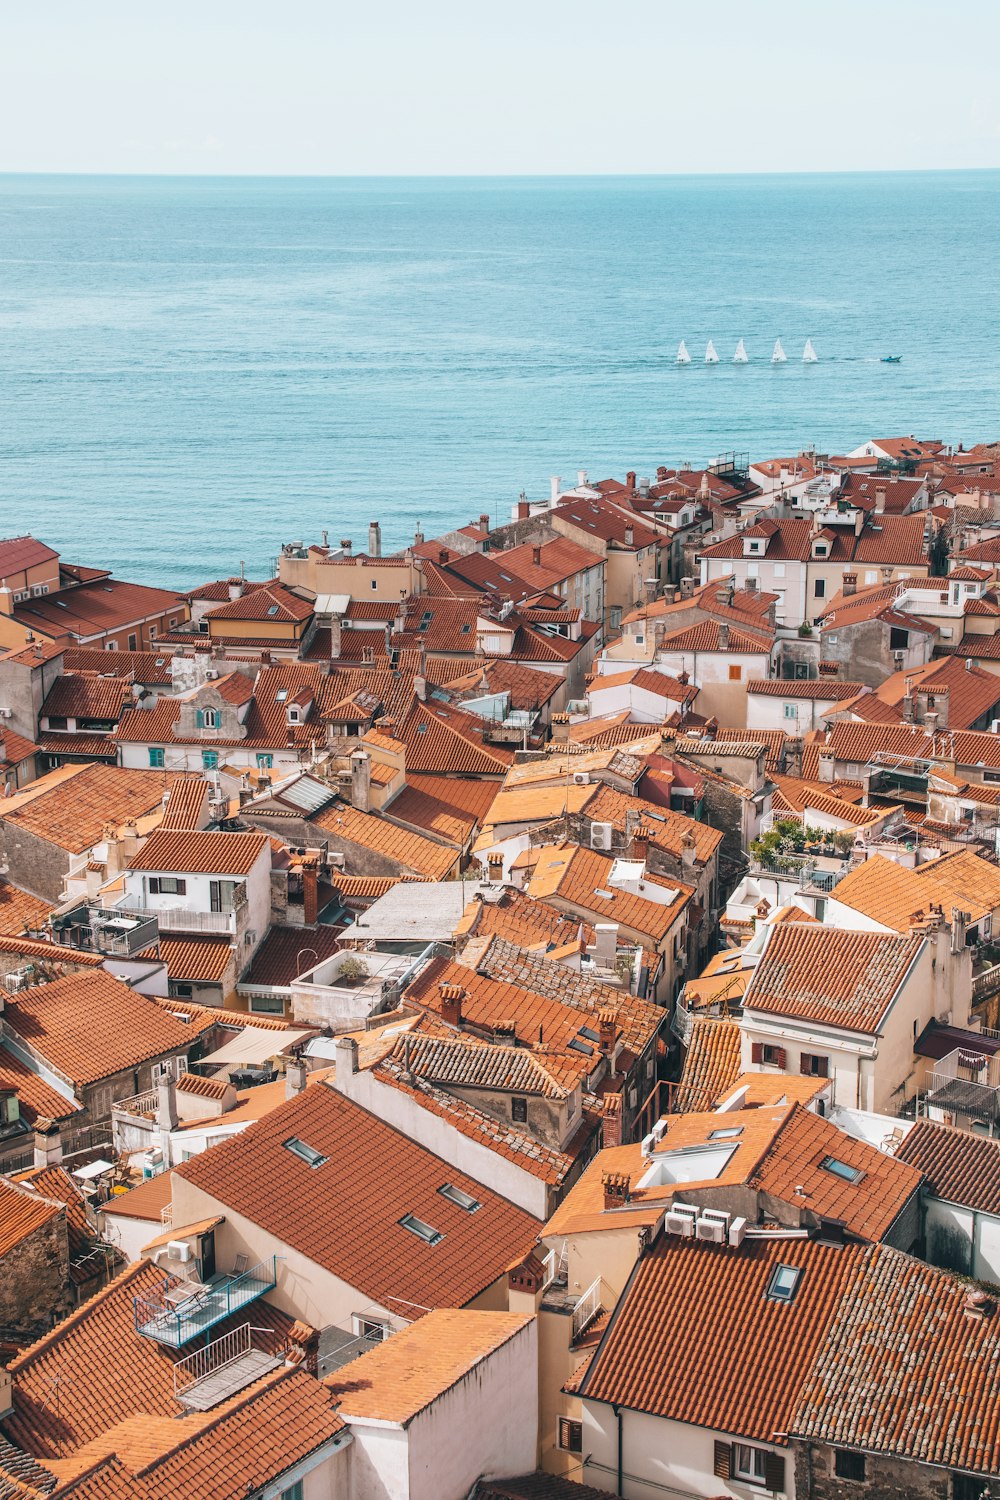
766, 1263, 802, 1303
283, 1137, 328, 1168
276, 689, 288, 701
708, 1126, 743, 1140
399, 1213, 443, 1245
438, 1183, 481, 1213
267, 604, 280, 616
820, 1155, 863, 1183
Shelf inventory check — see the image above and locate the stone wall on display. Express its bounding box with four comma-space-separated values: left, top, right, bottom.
793, 1441, 955, 1498
0, 1207, 73, 1340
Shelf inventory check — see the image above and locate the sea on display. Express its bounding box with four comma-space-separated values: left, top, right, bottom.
1, 170, 998, 590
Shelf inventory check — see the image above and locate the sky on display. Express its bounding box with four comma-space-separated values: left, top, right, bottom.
3, 0, 1000, 177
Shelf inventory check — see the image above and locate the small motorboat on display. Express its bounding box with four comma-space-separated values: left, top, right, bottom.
881, 354, 902, 363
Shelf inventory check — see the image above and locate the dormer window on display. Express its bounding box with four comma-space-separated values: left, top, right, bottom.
195, 708, 218, 729
287, 707, 300, 723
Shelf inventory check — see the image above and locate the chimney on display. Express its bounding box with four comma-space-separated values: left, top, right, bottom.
842, 571, 857, 597
285, 1058, 307, 1099
680, 576, 695, 600
532, 545, 542, 568
329, 614, 343, 660
302, 857, 319, 923
439, 982, 465, 1026
368, 521, 382, 557
818, 749, 835, 784
516, 500, 530, 521
340, 539, 352, 555
626, 471, 637, 493
874, 486, 887, 513
487, 850, 505, 884
414, 639, 427, 703
479, 513, 489, 532
630, 824, 650, 863
414, 523, 425, 546
624, 525, 635, 548
902, 693, 914, 723
593, 922, 618, 964
719, 621, 730, 650
508, 1254, 545, 1299
156, 1075, 178, 1132
32, 1119, 63, 1170
951, 907, 971, 955
577, 469, 588, 486
335, 1034, 359, 1081
602, 1092, 623, 1148
228, 577, 244, 601
350, 750, 371, 814
121, 820, 140, 863
438, 548, 449, 566
0, 588, 14, 616
680, 829, 697, 870
550, 711, 570, 743
598, 1007, 617, 1056
602, 1171, 631, 1210
549, 476, 562, 508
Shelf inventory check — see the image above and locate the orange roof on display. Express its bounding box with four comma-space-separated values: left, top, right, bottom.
386, 777, 489, 845
99, 1172, 175, 1222
41, 673, 132, 721
312, 801, 458, 880
205, 582, 313, 623
589, 668, 698, 703
394, 697, 514, 777
0, 880, 53, 937
159, 778, 209, 831
177, 1084, 539, 1309
3, 1258, 294, 1460
0, 764, 182, 854
659, 619, 774, 653
832, 852, 996, 931
672, 1018, 742, 1112
11, 577, 187, 643
176, 1072, 230, 1101
876, 654, 1000, 731
326, 1309, 532, 1424
743, 923, 923, 1034
0, 1043, 81, 1124
128, 828, 268, 876
150, 936, 234, 984
5, 970, 194, 1086
0, 1175, 63, 1257
579, 1235, 863, 1443
584, 783, 723, 865
526, 844, 694, 944
896, 1119, 1000, 1214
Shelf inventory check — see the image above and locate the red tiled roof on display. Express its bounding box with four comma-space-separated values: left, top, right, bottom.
0, 1042, 80, 1123
151, 936, 234, 984
42, 674, 132, 721
393, 697, 514, 776
5, 970, 194, 1086
743, 923, 923, 1034
158, 777, 209, 831
0, 727, 39, 771
205, 583, 313, 624
580, 1234, 862, 1443
0, 536, 59, 577
242, 924, 343, 987
0, 1176, 63, 1257
701, 513, 929, 566
36, 732, 118, 759
0, 881, 53, 937
176, 1084, 539, 1308
658, 619, 774, 653
895, 1119, 1000, 1214
552, 499, 663, 550
63, 648, 173, 685
311, 800, 458, 879
0, 764, 183, 854
12, 579, 186, 642
128, 829, 268, 876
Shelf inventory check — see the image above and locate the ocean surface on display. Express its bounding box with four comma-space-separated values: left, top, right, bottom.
1, 171, 998, 590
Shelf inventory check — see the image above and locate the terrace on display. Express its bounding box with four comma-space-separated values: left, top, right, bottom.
133, 1255, 276, 1347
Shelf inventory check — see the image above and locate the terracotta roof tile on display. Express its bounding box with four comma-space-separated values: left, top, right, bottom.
673, 1018, 742, 1113
0, 765, 183, 854
0, 881, 53, 937
658, 619, 774, 653
177, 1085, 539, 1308
742, 923, 923, 1035
12, 578, 186, 643
526, 844, 694, 944
0, 1043, 81, 1124
5, 971, 194, 1086
143, 936, 234, 984
0, 1176, 64, 1257
41, 675, 132, 722
326, 1309, 531, 1423
311, 801, 458, 880
63, 649, 173, 686
204, 582, 313, 624
896, 1119, 1000, 1214
128, 829, 267, 876
158, 778, 209, 831
746, 679, 867, 700
242, 924, 343, 987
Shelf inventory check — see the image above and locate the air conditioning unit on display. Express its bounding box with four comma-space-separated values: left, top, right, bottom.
167, 1240, 193, 1262
573, 771, 591, 787
651, 1120, 668, 1144
697, 1216, 728, 1243
590, 821, 613, 850
664, 1204, 699, 1238
640, 1132, 657, 1157
205, 668, 219, 680
4, 967, 34, 993
728, 1216, 748, 1247
893, 650, 906, 667
0, 707, 12, 719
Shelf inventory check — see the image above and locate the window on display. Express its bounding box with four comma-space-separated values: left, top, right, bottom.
276, 689, 288, 702
279, 1483, 303, 1500
202, 751, 219, 770
729, 664, 742, 681
371, 578, 378, 590
800, 1053, 829, 1078
149, 747, 165, 768
814, 577, 826, 597
865, 570, 878, 584
283, 1137, 328, 1168
889, 626, 909, 652
773, 562, 785, 577
558, 1418, 582, 1454
267, 604, 280, 616
128, 633, 138, 651
172, 983, 193, 999
511, 1096, 528, 1122
352, 1314, 389, 1343
439, 1183, 481, 1213
709, 1126, 743, 1140
714, 1443, 784, 1489
766, 1263, 802, 1303
820, 1155, 863, 1183
149, 877, 186, 895
734, 1444, 768, 1483
104, 640, 118, 650
753, 1042, 786, 1069
399, 1213, 443, 1245
197, 708, 218, 729
250, 992, 285, 1015
783, 703, 798, 720
47, 715, 68, 730
814, 544, 828, 558
834, 1450, 866, 1482
256, 753, 273, 769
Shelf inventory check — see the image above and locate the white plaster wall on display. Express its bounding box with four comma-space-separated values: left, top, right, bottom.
581, 1403, 793, 1500
746, 694, 844, 734
347, 1424, 411, 1500
332, 1066, 548, 1219
99, 1210, 163, 1265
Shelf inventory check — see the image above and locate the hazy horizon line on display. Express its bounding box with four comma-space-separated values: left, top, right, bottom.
1, 164, 999, 183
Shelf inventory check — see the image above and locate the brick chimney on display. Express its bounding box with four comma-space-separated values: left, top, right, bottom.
550, 711, 570, 743
532, 545, 542, 568
624, 525, 634, 548
598, 1007, 617, 1056
630, 824, 650, 862
340, 539, 352, 555
479, 513, 489, 532
602, 1092, 623, 1148
626, 471, 637, 492
302, 857, 319, 923
439, 982, 465, 1026
602, 1170, 631, 1209
508, 1252, 545, 1298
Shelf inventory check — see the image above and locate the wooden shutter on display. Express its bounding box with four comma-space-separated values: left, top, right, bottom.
558, 1418, 582, 1453
764, 1451, 786, 1492
176, 878, 187, 896
713, 1440, 733, 1479
148, 877, 160, 894
815, 1055, 829, 1079
751, 1042, 764, 1064
800, 1053, 813, 1075
775, 1047, 787, 1070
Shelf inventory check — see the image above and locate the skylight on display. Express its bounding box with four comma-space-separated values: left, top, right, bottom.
767, 1264, 802, 1303
267, 604, 280, 616
399, 1213, 443, 1245
708, 1127, 743, 1140
283, 1137, 327, 1168
820, 1156, 864, 1183
438, 1183, 481, 1213
276, 689, 288, 702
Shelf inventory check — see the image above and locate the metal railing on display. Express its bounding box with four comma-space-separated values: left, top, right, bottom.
134, 1255, 277, 1347
571, 1277, 603, 1341
173, 1321, 270, 1397
114, 1089, 159, 1118
926, 1070, 1000, 1126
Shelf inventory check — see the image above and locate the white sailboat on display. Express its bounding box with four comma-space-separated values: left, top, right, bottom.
802, 338, 819, 363
772, 338, 787, 364
733, 338, 749, 363
705, 340, 719, 364
676, 340, 691, 364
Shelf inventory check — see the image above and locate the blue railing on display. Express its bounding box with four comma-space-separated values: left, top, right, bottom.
133, 1256, 277, 1347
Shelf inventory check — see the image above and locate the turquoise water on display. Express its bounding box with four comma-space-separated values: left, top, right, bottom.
1, 171, 998, 589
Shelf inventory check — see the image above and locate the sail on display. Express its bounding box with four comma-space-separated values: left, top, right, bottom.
772, 339, 787, 363
803, 339, 818, 363
676, 340, 691, 364
705, 340, 719, 364
734, 338, 749, 363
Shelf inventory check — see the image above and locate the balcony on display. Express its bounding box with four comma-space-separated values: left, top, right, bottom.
924, 1046, 1000, 1132
173, 1322, 281, 1410
973, 962, 1000, 1004
88, 910, 160, 957
133, 1256, 276, 1347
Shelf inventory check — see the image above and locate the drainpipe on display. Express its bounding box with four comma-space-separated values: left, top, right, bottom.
613, 1404, 624, 1497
